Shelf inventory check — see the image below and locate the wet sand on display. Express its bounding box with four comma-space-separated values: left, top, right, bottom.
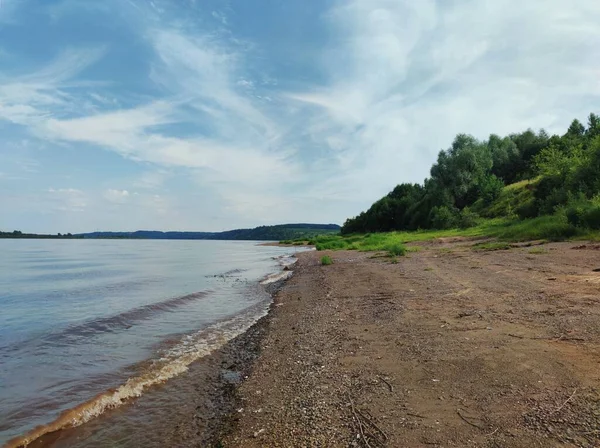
219, 240, 600, 447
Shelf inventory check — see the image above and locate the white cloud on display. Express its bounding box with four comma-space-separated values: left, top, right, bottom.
103, 189, 130, 203
47, 188, 87, 212
0, 47, 105, 125
2, 0, 600, 231
288, 0, 600, 209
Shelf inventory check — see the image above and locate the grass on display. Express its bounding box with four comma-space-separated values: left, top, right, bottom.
472, 242, 512, 251
528, 247, 548, 254
283, 212, 597, 255
385, 242, 407, 257
320, 255, 333, 266
474, 178, 539, 219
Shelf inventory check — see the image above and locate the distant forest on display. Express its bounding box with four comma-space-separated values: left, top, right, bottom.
0, 230, 80, 239
342, 113, 600, 235
1, 224, 341, 241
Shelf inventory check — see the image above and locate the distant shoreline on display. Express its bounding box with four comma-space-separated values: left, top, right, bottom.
0, 223, 340, 241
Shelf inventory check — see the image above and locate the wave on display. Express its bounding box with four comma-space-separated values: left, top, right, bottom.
0, 291, 212, 356
260, 270, 293, 285
274, 254, 298, 268
45, 291, 211, 342
205, 268, 247, 279
4, 257, 298, 448
4, 302, 271, 448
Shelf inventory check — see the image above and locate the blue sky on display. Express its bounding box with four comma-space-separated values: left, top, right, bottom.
1, 0, 599, 233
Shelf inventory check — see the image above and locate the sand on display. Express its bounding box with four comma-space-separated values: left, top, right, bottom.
219, 240, 600, 447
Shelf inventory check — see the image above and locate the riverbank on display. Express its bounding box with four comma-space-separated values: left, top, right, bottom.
220, 240, 600, 447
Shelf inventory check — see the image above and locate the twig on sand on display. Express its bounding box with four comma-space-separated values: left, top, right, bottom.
356, 408, 388, 443
349, 396, 372, 448
378, 376, 394, 392
407, 413, 426, 419
555, 335, 586, 342
348, 395, 387, 447
551, 388, 577, 415
507, 333, 585, 342
486, 428, 499, 437
457, 410, 485, 430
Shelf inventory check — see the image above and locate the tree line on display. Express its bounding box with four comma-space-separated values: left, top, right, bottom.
342, 113, 600, 234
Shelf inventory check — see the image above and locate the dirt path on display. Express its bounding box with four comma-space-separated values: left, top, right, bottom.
222, 241, 600, 447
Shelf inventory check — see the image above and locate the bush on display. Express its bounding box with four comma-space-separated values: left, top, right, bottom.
321, 255, 333, 266
480, 174, 504, 205
458, 207, 479, 229
515, 199, 538, 219
429, 206, 458, 229
565, 200, 600, 229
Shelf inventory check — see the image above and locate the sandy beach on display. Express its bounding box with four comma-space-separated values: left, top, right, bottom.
218, 239, 600, 447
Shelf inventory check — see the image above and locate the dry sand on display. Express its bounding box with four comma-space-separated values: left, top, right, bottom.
221, 240, 600, 447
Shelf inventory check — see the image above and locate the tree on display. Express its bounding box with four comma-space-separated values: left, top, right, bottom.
587, 113, 600, 139
430, 134, 493, 209
488, 134, 520, 183
566, 119, 585, 137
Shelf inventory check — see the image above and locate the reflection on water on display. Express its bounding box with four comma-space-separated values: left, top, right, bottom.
0, 239, 300, 446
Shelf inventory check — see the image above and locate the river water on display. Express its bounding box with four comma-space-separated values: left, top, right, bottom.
0, 239, 299, 447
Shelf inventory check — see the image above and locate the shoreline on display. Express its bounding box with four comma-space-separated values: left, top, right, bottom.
218, 241, 600, 446
12, 241, 600, 446
4, 264, 293, 448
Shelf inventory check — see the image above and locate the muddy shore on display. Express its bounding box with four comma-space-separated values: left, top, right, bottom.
217, 240, 600, 447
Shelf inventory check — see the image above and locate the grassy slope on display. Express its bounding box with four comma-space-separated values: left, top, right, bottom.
301, 181, 600, 253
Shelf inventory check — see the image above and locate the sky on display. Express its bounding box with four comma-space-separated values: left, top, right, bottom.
1, 0, 599, 233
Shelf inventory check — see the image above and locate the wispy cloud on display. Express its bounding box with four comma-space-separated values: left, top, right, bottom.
47, 188, 87, 212
0, 47, 105, 125
1, 0, 600, 232
288, 0, 600, 206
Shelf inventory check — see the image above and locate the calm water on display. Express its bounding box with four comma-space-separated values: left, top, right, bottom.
0, 239, 298, 446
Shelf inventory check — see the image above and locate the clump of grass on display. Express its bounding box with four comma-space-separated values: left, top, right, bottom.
384, 242, 407, 257
484, 215, 578, 242
473, 242, 512, 251
390, 257, 399, 264
321, 255, 333, 266
528, 247, 547, 254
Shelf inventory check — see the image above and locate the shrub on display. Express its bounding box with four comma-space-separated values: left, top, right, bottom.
458, 207, 479, 229
515, 199, 538, 219
320, 255, 333, 266
480, 174, 504, 205
429, 206, 458, 229
565, 199, 600, 230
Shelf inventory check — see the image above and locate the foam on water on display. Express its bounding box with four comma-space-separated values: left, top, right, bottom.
5, 299, 274, 448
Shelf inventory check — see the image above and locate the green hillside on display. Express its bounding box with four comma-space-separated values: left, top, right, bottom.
340, 113, 600, 240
